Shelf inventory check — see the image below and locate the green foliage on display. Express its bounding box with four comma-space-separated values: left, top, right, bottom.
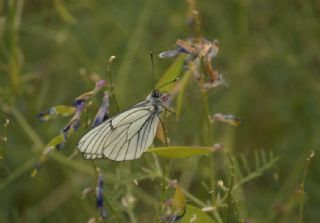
233, 150, 279, 189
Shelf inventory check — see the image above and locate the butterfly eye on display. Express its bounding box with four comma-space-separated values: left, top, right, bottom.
152, 90, 161, 98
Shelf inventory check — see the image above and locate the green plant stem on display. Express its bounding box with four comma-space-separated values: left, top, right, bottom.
199, 83, 225, 222
127, 207, 138, 223
0, 156, 36, 190
200, 90, 212, 145
152, 154, 168, 223
126, 184, 138, 223
107, 56, 120, 113
200, 89, 218, 210
0, 119, 10, 159
223, 153, 235, 223
273, 150, 315, 223
4, 104, 44, 150
6, 0, 23, 96
298, 150, 315, 223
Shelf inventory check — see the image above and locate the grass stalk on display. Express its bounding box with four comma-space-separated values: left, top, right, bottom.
223, 153, 235, 223
297, 150, 315, 223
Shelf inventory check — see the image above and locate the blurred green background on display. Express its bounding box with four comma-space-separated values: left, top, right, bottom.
1, 0, 320, 222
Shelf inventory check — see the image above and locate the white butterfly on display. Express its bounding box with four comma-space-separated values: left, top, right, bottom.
77, 89, 171, 161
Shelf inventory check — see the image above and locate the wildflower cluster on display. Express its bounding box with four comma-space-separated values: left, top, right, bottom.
32, 80, 109, 176
160, 38, 226, 91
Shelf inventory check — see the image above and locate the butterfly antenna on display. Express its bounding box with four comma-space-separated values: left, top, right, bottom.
157, 77, 180, 90
150, 51, 155, 90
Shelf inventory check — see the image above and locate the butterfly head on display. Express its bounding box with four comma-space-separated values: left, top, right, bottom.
151, 89, 161, 99
147, 89, 171, 108
148, 78, 178, 108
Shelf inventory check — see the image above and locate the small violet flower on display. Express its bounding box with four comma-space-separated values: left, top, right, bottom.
92, 92, 109, 128
96, 173, 108, 219
74, 80, 107, 106
62, 101, 85, 141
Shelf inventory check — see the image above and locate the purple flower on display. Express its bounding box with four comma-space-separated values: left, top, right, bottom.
95, 80, 106, 91
96, 173, 107, 219
92, 92, 109, 128
73, 98, 85, 107
159, 47, 188, 59
74, 80, 107, 106
62, 101, 85, 141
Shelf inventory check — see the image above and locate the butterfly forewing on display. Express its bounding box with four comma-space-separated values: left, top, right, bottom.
77, 103, 161, 161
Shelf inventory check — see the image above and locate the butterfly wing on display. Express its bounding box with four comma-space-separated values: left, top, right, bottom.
78, 105, 159, 161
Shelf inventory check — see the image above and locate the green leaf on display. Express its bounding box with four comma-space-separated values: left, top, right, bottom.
172, 184, 186, 212
47, 134, 64, 148
147, 146, 219, 158
233, 150, 279, 190
54, 105, 76, 116
179, 205, 216, 223
176, 70, 192, 118
38, 105, 76, 121
156, 54, 186, 92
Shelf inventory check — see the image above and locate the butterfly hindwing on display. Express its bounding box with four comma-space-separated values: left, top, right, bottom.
108, 113, 159, 161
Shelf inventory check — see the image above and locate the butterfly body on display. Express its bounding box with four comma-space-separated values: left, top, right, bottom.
78, 90, 170, 161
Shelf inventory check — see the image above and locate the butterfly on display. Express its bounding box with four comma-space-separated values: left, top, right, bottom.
77, 89, 172, 161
